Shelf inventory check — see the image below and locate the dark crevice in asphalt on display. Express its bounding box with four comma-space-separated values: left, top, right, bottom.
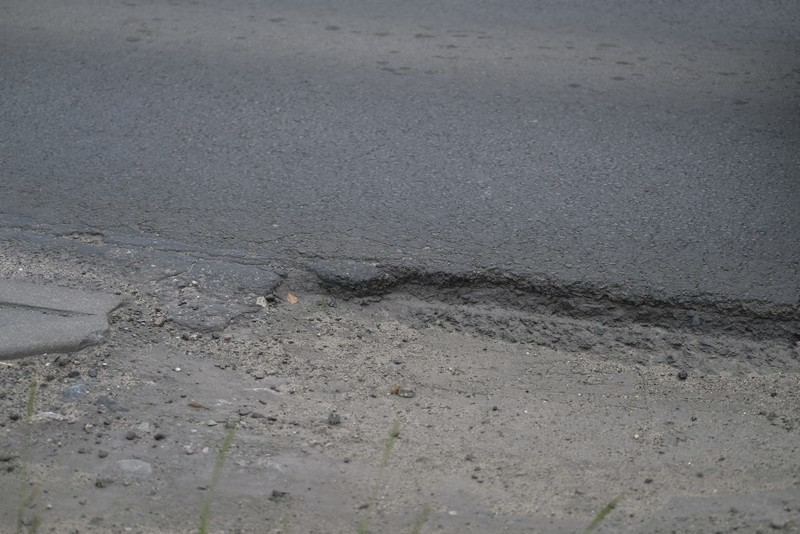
308, 261, 800, 344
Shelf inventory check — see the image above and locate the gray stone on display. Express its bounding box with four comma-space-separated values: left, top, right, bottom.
61, 381, 89, 402
116, 459, 152, 478
96, 396, 129, 412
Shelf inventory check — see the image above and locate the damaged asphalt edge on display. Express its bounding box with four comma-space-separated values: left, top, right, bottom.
1, 223, 798, 344
307, 260, 800, 344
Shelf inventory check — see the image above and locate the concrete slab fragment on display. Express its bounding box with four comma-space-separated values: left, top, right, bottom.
0, 280, 124, 359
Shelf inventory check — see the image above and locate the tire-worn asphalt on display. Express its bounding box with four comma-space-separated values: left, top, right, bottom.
2, 0, 798, 305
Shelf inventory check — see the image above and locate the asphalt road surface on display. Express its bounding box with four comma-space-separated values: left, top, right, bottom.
2, 0, 799, 306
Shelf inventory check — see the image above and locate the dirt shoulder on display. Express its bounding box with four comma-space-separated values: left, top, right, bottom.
1, 237, 799, 533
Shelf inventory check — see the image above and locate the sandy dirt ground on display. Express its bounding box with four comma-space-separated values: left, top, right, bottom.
1, 237, 799, 533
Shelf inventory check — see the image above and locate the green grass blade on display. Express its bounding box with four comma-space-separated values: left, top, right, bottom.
410, 504, 432, 534
585, 493, 624, 533
199, 425, 237, 534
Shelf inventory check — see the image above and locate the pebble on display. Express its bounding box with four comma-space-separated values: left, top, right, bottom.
98, 450, 109, 458
771, 519, 787, 530
95, 477, 114, 488
256, 296, 268, 308
397, 387, 415, 398
88, 369, 98, 378
61, 382, 89, 402
328, 412, 342, 425
677, 371, 689, 380
116, 459, 153, 477
125, 431, 137, 440
253, 371, 266, 380
206, 420, 218, 426
184, 446, 195, 455
96, 396, 129, 413
268, 490, 290, 502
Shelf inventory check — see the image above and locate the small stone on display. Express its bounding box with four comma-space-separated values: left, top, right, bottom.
225, 419, 238, 429
95, 477, 114, 488
397, 387, 415, 398
61, 382, 88, 402
211, 333, 220, 340
770, 518, 787, 529
223, 334, 233, 342
206, 420, 218, 426
96, 396, 129, 413
184, 446, 195, 455
250, 412, 267, 419
137, 421, 152, 433
677, 370, 689, 380
152, 316, 166, 327
328, 412, 342, 425
253, 371, 266, 380
256, 296, 268, 308
691, 315, 701, 327
174, 367, 181, 372
124, 430, 137, 440
98, 450, 109, 458
269, 490, 290, 502
154, 433, 166, 441
88, 369, 98, 378
116, 459, 152, 477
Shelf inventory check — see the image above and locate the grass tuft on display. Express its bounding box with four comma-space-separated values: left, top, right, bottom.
410, 504, 432, 534
198, 425, 237, 534
585, 493, 624, 533
17, 380, 41, 534
358, 418, 401, 534
382, 418, 401, 467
